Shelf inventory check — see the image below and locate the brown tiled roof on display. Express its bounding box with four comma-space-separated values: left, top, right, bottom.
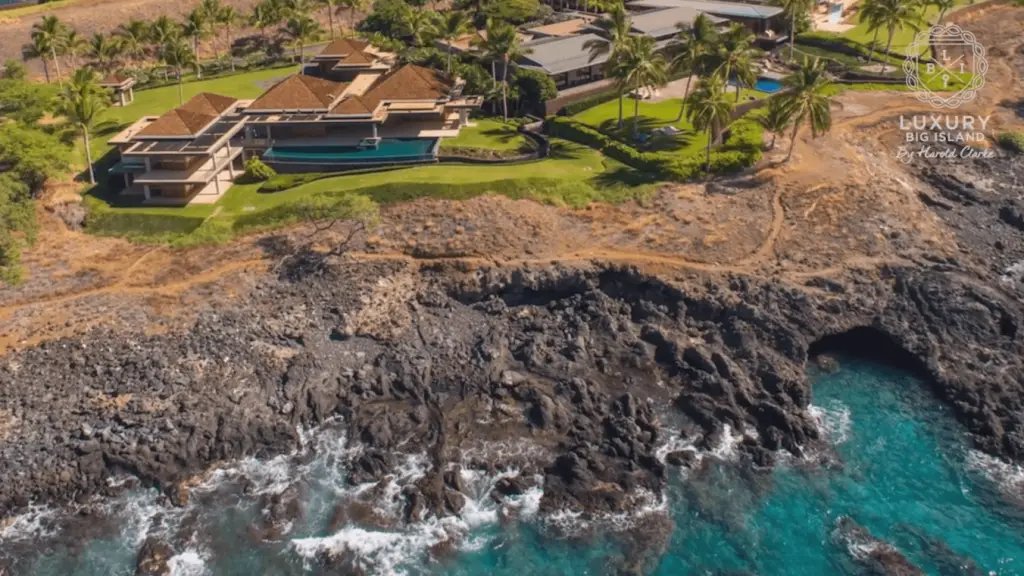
179, 92, 238, 116
136, 109, 216, 138
334, 50, 375, 67
318, 37, 369, 57
361, 64, 453, 108
328, 95, 375, 116
99, 73, 133, 86
247, 75, 348, 111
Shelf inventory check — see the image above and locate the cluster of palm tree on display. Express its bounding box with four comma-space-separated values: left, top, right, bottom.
26, 0, 373, 87
472, 17, 530, 121
858, 0, 929, 72
52, 68, 115, 185
584, 1, 833, 173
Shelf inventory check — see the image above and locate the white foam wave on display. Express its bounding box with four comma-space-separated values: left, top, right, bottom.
808, 402, 852, 445
967, 450, 1024, 495
168, 549, 210, 576
542, 489, 668, 536
0, 504, 58, 543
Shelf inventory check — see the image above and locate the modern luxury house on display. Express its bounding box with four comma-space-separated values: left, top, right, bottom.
628, 0, 788, 46
107, 42, 482, 205
107, 92, 247, 204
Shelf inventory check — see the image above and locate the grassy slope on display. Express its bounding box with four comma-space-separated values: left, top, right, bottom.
572, 92, 766, 155
1, 0, 82, 17
438, 118, 528, 151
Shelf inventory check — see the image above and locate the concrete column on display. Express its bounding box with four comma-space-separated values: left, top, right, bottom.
214, 177, 221, 195
143, 184, 151, 200
372, 123, 378, 139
144, 157, 151, 172
123, 173, 129, 189
129, 87, 134, 103
119, 91, 125, 106
459, 109, 468, 127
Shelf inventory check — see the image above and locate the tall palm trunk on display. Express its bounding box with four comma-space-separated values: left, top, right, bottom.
177, 66, 184, 104
227, 25, 235, 71
446, 44, 453, 73
704, 128, 712, 175
501, 54, 509, 121
617, 90, 624, 128
881, 28, 895, 73
866, 28, 880, 64
299, 43, 305, 73
194, 38, 203, 79
789, 13, 796, 61
675, 74, 694, 121
83, 127, 95, 184
41, 59, 51, 83
51, 47, 63, 88
632, 78, 640, 139
327, 8, 335, 38
786, 117, 801, 162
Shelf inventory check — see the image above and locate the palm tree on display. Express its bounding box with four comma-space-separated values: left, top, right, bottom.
282, 0, 317, 18
250, 0, 282, 41
63, 29, 89, 70
474, 18, 529, 121
859, 0, 885, 64
930, 0, 956, 22
779, 57, 833, 162
337, 0, 368, 30
148, 15, 180, 81
319, 0, 339, 38
868, 0, 923, 72
199, 0, 224, 60
437, 11, 472, 74
30, 15, 67, 86
618, 34, 668, 139
669, 13, 719, 120
116, 19, 149, 65
715, 23, 759, 102
685, 78, 734, 175
56, 68, 109, 185
182, 9, 210, 79
403, 8, 439, 46
217, 5, 243, 71
584, 1, 631, 127
89, 33, 124, 73
283, 15, 322, 70
162, 38, 197, 105
773, 0, 813, 61
757, 95, 793, 150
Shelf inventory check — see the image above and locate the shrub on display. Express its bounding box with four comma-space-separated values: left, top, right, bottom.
242, 156, 277, 182
560, 90, 621, 117
996, 132, 1024, 154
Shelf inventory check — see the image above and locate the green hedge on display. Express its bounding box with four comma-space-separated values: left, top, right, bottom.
997, 132, 1024, 154
546, 115, 763, 181
560, 90, 621, 117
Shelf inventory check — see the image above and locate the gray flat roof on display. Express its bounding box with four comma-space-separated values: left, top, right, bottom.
629, 0, 784, 19
629, 6, 727, 38
519, 33, 611, 75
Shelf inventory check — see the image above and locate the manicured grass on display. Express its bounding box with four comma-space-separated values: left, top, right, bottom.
571, 92, 765, 155
839, 0, 973, 55
85, 139, 656, 244
439, 118, 528, 151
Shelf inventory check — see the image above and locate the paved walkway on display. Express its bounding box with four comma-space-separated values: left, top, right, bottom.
650, 75, 699, 102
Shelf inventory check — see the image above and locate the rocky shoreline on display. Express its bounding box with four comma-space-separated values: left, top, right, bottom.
1, 251, 1022, 524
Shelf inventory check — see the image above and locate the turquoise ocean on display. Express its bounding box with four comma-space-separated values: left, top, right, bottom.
2, 358, 1023, 575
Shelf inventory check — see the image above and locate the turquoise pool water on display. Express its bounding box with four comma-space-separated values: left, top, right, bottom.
3, 359, 1022, 575
263, 138, 438, 164
731, 76, 785, 94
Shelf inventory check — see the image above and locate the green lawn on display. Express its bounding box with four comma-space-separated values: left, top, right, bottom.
839, 0, 974, 55
438, 118, 528, 151
86, 139, 656, 243
572, 91, 766, 154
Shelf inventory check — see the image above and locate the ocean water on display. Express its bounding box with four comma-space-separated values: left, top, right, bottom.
2, 358, 1023, 575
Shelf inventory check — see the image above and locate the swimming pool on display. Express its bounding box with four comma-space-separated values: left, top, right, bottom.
263, 138, 438, 164
730, 76, 785, 94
